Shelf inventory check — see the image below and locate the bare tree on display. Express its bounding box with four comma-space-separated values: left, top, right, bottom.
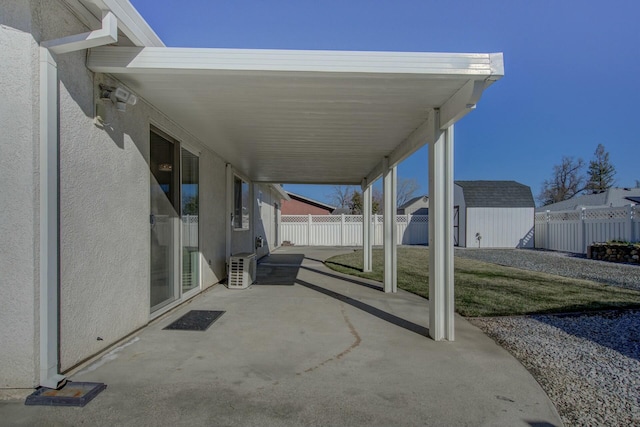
537, 156, 586, 206
327, 185, 356, 209
396, 177, 420, 207
585, 144, 616, 194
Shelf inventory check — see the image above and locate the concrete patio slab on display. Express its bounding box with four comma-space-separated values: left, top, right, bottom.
0, 247, 562, 426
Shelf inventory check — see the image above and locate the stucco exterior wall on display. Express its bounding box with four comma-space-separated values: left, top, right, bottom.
44, 0, 148, 370
0, 0, 39, 388
198, 149, 227, 287
254, 185, 282, 259
2, 0, 284, 386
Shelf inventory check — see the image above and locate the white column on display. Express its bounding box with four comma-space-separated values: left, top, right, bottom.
428, 122, 455, 341
383, 157, 397, 293
391, 165, 398, 293
363, 184, 372, 272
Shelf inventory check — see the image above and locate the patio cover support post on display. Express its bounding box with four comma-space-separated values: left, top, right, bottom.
428, 120, 455, 341
391, 165, 398, 293
362, 182, 372, 272
383, 157, 397, 293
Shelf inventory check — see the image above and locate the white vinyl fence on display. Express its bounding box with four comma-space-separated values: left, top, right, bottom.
182, 214, 199, 248
280, 214, 429, 246
534, 205, 639, 254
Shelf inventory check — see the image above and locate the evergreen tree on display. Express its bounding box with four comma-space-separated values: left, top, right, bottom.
349, 190, 363, 214
585, 144, 616, 193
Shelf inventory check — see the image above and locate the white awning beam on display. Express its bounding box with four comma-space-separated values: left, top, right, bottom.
88, 47, 501, 76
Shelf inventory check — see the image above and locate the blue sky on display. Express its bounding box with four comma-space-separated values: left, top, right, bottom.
131, 0, 639, 205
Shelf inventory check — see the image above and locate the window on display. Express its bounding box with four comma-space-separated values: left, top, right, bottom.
234, 176, 250, 229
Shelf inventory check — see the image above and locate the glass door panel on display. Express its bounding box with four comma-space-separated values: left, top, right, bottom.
181, 148, 199, 293
150, 131, 179, 311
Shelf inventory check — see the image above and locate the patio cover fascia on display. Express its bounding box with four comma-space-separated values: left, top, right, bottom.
86, 47, 503, 185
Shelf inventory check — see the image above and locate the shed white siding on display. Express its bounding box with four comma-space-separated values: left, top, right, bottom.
465, 208, 535, 248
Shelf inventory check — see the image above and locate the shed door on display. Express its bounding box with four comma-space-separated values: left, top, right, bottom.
454, 206, 460, 247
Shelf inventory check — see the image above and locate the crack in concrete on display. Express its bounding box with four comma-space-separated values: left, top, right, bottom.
298, 304, 361, 375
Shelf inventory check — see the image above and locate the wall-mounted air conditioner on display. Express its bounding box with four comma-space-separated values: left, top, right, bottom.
228, 253, 256, 289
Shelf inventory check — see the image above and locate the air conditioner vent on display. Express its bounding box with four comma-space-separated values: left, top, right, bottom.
228, 253, 256, 289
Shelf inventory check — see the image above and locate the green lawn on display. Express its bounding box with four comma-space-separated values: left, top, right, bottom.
325, 247, 640, 317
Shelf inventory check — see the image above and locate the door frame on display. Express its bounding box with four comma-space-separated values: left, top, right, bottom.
149, 125, 202, 317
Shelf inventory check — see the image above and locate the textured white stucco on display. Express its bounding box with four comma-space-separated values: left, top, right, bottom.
254, 185, 282, 259
2, 0, 283, 386
196, 149, 227, 286
0, 0, 39, 389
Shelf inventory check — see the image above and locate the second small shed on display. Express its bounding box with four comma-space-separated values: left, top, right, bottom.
454, 181, 535, 248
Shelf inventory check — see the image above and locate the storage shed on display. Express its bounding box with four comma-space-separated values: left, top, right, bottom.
454, 181, 535, 248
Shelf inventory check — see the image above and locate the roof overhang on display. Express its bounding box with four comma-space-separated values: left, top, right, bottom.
87, 47, 503, 184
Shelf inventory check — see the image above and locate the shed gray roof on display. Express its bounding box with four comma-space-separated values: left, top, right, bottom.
536, 188, 640, 212
455, 181, 534, 208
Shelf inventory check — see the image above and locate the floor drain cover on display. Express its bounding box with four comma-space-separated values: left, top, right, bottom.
25, 382, 106, 407
164, 310, 225, 331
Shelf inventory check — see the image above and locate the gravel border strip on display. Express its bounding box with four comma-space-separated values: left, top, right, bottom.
471, 311, 640, 427
455, 248, 640, 291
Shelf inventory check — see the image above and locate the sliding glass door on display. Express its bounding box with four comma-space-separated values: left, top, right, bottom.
181, 148, 199, 294
150, 130, 200, 312
150, 131, 179, 310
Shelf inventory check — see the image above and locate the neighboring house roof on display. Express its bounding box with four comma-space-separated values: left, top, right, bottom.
626, 196, 640, 204
271, 184, 291, 201
331, 208, 351, 215
285, 192, 336, 211
399, 195, 428, 210
536, 188, 640, 212
455, 181, 534, 208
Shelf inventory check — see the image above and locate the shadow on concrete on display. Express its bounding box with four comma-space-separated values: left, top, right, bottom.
295, 278, 429, 337
255, 253, 304, 285
526, 421, 559, 427
300, 264, 382, 292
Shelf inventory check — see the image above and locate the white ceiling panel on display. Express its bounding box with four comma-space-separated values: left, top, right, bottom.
88, 47, 503, 184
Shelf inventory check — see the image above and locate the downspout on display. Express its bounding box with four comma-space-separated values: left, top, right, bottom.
38, 12, 117, 389
225, 164, 233, 271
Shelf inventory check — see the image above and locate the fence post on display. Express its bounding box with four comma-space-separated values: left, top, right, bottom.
634, 205, 638, 242
627, 205, 634, 242
545, 210, 550, 249
341, 214, 345, 246
579, 207, 585, 254
307, 214, 312, 246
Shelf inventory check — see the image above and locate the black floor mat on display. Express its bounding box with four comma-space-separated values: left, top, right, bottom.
25, 382, 106, 407
163, 310, 225, 331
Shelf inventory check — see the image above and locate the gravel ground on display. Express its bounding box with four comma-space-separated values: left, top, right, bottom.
457, 249, 640, 426
455, 248, 640, 290
471, 311, 640, 427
